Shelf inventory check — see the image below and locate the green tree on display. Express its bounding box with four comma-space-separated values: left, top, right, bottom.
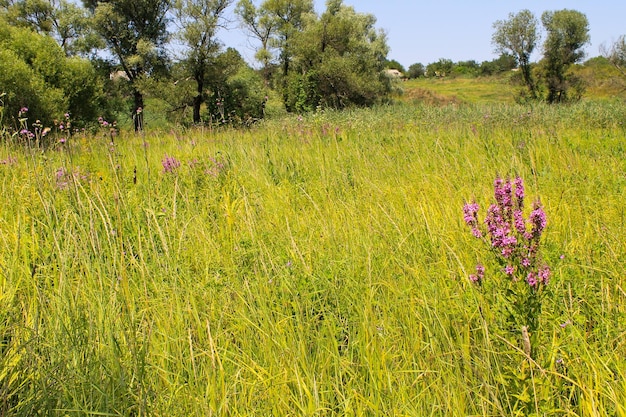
541, 9, 589, 103
174, 0, 231, 124
83, 0, 170, 130
235, 0, 278, 85
479, 53, 517, 76
492, 9, 539, 98
407, 62, 425, 79
262, 0, 313, 102
385, 59, 405, 73
0, 17, 106, 131
3, 0, 101, 56
285, 0, 389, 112
426, 58, 453, 77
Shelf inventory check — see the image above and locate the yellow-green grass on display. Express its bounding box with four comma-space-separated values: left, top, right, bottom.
399, 70, 626, 105
399, 76, 517, 104
1, 101, 625, 415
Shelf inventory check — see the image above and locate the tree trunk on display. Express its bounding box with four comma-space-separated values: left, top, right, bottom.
133, 89, 144, 132
193, 76, 204, 124
520, 61, 536, 100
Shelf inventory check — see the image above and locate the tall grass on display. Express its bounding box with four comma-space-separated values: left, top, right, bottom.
1, 101, 625, 415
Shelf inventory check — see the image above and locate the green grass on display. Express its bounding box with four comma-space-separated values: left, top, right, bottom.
1, 101, 626, 415
400, 76, 517, 104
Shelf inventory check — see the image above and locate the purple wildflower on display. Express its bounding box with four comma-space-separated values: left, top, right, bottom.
514, 177, 524, 209
529, 202, 547, 238
504, 265, 515, 275
162, 155, 181, 173
526, 272, 538, 288
538, 265, 551, 285
463, 202, 480, 226
513, 210, 525, 235
470, 264, 485, 284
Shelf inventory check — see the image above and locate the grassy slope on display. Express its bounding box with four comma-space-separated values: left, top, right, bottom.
1, 101, 626, 415
397, 60, 626, 106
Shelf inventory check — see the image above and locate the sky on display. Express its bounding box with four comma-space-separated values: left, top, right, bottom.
217, 0, 626, 69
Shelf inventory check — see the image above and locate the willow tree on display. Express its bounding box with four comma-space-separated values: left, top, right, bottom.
83, 0, 170, 130
174, 0, 230, 123
541, 9, 589, 103
235, 0, 277, 85
285, 0, 390, 112
492, 9, 539, 99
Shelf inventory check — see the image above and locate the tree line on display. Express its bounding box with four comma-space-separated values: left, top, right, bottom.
0, 0, 391, 131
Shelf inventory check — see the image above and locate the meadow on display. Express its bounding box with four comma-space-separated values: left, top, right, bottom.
1, 98, 626, 415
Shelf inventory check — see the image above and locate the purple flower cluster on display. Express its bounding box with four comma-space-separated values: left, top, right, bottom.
0, 156, 17, 165
463, 176, 550, 289
469, 264, 485, 284
162, 155, 181, 173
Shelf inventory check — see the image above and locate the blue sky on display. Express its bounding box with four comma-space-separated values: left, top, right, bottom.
217, 0, 626, 69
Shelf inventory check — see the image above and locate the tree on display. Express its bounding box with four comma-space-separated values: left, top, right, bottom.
284, 0, 390, 112
235, 0, 278, 85
385, 59, 405, 73
601, 35, 626, 77
426, 58, 453, 77
174, 0, 231, 124
0, 17, 106, 132
262, 0, 313, 99
492, 9, 539, 99
3, 0, 102, 56
479, 53, 517, 76
83, 0, 170, 130
407, 63, 425, 79
541, 9, 589, 103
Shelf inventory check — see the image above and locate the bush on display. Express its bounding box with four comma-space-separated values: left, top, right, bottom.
0, 18, 106, 131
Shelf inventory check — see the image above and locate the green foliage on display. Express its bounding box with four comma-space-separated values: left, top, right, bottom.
4, 0, 102, 56
283, 0, 390, 111
406, 62, 425, 79
451, 60, 480, 77
492, 9, 539, 98
85, 0, 171, 130
385, 58, 405, 73
174, 0, 231, 123
479, 53, 517, 76
206, 65, 267, 124
541, 9, 590, 103
235, 0, 278, 85
0, 18, 105, 129
426, 58, 454, 77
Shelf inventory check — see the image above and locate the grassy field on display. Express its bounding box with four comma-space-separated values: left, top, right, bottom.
1, 99, 626, 415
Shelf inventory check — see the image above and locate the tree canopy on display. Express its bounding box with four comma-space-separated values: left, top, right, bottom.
541, 9, 590, 103
0, 16, 105, 129
492, 9, 539, 99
